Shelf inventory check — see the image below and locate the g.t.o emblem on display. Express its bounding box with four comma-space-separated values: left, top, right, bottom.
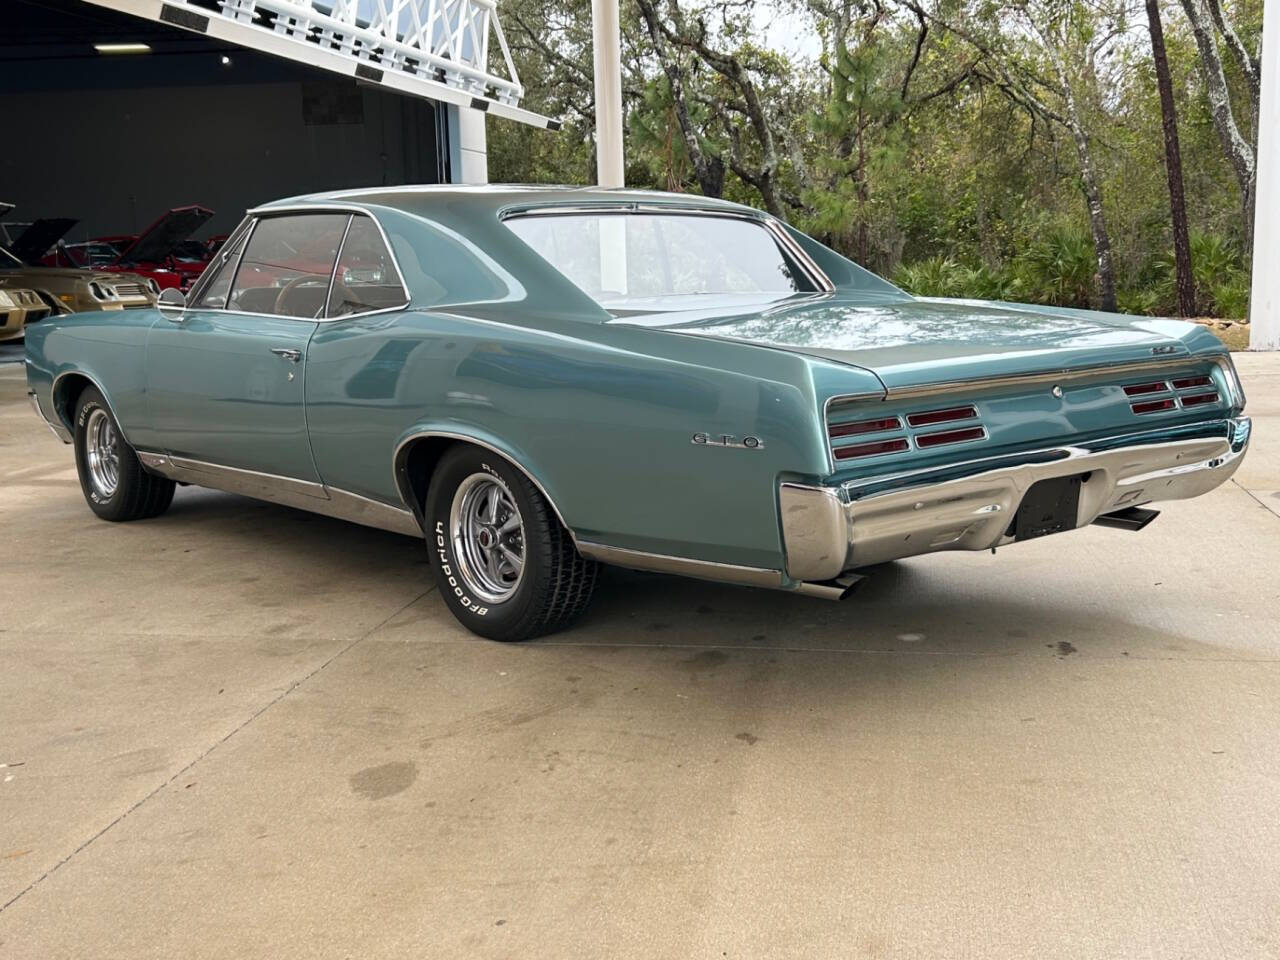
692, 433, 764, 450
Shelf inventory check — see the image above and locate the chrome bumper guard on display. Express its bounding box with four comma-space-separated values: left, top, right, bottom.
781, 417, 1251, 582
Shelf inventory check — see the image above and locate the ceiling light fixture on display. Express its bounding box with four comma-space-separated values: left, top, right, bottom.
94, 43, 152, 54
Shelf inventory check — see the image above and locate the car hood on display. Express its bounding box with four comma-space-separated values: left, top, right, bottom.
642, 294, 1201, 390
10, 217, 79, 264
1, 264, 150, 286
118, 205, 214, 264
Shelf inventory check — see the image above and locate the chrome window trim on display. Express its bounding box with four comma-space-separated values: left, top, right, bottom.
499, 205, 835, 296
192, 205, 411, 324
187, 216, 254, 308
324, 212, 412, 319
324, 214, 355, 319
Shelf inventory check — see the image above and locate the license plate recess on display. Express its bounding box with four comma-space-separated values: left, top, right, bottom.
1013, 475, 1083, 541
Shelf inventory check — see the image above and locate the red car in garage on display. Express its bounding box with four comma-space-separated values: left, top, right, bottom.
86, 205, 216, 292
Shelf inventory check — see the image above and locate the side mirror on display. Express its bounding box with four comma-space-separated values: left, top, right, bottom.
157, 286, 187, 323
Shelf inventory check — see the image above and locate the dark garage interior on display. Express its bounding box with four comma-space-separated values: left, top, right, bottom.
2, 0, 447, 242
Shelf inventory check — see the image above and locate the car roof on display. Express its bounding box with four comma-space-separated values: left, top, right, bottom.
253, 184, 764, 219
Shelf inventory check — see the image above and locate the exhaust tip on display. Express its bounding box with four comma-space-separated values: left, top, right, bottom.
795, 572, 865, 601
1092, 506, 1160, 532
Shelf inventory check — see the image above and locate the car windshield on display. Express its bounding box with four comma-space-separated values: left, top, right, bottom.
65, 243, 120, 267
504, 212, 811, 314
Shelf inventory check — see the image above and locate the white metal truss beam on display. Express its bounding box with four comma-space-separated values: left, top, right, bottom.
77, 0, 561, 130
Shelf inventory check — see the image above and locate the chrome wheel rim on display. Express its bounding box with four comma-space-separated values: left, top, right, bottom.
85, 408, 121, 499
449, 473, 525, 603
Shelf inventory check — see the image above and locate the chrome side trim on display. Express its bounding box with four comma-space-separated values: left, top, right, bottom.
576, 541, 785, 589
780, 416, 1251, 580
137, 452, 420, 537
391, 430, 574, 537
28, 389, 73, 443
324, 486, 421, 537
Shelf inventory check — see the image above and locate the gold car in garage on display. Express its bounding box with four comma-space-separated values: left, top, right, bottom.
0, 286, 52, 342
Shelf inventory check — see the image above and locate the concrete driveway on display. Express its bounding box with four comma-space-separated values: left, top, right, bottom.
1, 356, 1278, 959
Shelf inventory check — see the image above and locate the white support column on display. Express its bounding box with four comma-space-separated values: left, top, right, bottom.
447, 105, 489, 184
591, 0, 625, 188
1249, 0, 1279, 349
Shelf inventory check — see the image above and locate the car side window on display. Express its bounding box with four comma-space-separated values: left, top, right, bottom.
228, 213, 349, 318
191, 228, 249, 309
327, 215, 409, 317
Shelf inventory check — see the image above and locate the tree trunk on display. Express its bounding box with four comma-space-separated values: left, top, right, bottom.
1073, 125, 1119, 313
1178, 0, 1258, 249
1146, 0, 1196, 316
1041, 38, 1118, 311
635, 0, 725, 198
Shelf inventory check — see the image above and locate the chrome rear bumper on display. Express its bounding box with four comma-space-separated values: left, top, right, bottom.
781, 417, 1251, 581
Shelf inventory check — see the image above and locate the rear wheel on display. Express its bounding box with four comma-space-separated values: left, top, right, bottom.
74, 387, 175, 521
424, 446, 597, 641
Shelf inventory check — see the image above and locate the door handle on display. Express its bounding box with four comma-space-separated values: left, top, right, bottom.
270, 347, 302, 363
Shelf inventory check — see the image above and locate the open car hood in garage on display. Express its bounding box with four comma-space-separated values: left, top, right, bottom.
9, 218, 79, 265
117, 205, 214, 266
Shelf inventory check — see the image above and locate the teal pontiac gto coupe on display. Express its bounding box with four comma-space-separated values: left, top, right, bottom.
25, 186, 1250, 640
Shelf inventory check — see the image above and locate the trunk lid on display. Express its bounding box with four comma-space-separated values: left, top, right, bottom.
655, 294, 1192, 388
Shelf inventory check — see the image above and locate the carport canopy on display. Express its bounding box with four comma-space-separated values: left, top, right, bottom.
72, 0, 559, 130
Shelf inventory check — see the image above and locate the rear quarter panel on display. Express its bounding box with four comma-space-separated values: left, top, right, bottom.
305, 312, 877, 570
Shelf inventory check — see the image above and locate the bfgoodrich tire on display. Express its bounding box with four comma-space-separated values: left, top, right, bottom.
424, 445, 598, 641
74, 386, 175, 522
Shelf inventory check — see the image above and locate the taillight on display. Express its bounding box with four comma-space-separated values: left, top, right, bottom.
1171, 376, 1212, 390
1123, 381, 1169, 397
1132, 397, 1176, 414
905, 405, 977, 428
833, 437, 910, 460
828, 416, 901, 438
1180, 392, 1220, 407
914, 426, 986, 448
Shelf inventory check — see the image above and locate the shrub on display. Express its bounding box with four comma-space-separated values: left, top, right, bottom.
1010, 225, 1097, 308
1211, 277, 1251, 319
892, 256, 967, 297
1116, 288, 1162, 316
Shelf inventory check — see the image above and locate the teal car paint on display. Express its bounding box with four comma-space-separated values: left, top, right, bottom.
26, 185, 1251, 638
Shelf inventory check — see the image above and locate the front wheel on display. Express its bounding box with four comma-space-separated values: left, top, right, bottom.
74, 387, 175, 522
424, 446, 598, 641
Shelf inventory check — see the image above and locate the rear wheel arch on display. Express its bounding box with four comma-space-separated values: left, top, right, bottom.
393, 431, 574, 539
